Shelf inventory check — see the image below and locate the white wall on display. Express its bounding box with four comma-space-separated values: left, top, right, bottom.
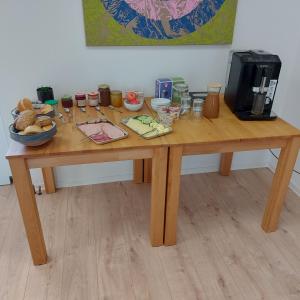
0, 0, 299, 189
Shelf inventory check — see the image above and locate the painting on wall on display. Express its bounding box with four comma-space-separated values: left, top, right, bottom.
82, 0, 237, 46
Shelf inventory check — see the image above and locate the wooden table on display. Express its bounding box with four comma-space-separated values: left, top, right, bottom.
160, 97, 300, 245
6, 104, 169, 265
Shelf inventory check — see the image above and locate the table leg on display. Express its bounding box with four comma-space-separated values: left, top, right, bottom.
9, 158, 47, 265
133, 160, 144, 183
262, 137, 300, 232
164, 146, 183, 246
144, 159, 152, 183
42, 167, 56, 194
219, 152, 233, 176
150, 147, 168, 246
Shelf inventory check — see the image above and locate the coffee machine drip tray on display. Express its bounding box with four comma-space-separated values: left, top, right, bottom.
236, 111, 277, 121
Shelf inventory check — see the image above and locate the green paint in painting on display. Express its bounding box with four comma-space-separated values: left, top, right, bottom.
82, 0, 237, 46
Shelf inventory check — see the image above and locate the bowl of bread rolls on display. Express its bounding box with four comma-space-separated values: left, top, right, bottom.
9, 99, 57, 146
11, 98, 55, 119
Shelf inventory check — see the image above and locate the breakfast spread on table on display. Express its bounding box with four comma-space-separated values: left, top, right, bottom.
8, 78, 220, 146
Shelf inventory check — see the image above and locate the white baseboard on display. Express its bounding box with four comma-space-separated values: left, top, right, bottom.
55, 173, 133, 188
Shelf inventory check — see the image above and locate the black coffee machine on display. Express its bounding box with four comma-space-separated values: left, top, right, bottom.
225, 50, 281, 120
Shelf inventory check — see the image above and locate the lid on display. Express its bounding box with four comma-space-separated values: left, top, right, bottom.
98, 84, 110, 89
61, 95, 72, 101
75, 92, 86, 96
45, 99, 58, 105
111, 90, 122, 95
88, 91, 99, 96
37, 86, 52, 91
174, 83, 188, 90
208, 82, 222, 89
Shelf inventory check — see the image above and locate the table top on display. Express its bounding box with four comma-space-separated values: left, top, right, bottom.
6, 96, 300, 159
146, 96, 300, 146
6, 102, 167, 159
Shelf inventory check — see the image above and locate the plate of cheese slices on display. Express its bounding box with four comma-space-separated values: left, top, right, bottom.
121, 115, 172, 139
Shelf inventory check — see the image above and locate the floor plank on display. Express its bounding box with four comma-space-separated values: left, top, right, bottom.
0, 168, 300, 300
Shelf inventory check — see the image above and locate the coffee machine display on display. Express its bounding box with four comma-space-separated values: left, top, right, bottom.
225, 50, 281, 120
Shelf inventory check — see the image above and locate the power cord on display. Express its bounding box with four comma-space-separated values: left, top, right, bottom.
269, 149, 300, 175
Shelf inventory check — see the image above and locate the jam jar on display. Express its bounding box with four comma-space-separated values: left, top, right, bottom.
61, 95, 73, 109
98, 84, 111, 107
88, 92, 99, 107
75, 92, 86, 107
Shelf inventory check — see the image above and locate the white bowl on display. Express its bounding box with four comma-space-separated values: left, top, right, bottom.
123, 99, 144, 112
151, 98, 171, 112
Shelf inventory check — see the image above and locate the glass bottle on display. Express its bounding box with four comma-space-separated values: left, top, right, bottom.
203, 83, 222, 119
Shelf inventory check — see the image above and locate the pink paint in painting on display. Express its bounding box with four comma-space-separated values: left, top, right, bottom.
124, 0, 202, 20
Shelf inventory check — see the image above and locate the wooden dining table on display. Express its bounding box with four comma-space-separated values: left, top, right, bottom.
158, 97, 300, 245
6, 104, 169, 265
6, 97, 300, 265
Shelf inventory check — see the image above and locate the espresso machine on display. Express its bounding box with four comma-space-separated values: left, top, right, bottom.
224, 50, 281, 120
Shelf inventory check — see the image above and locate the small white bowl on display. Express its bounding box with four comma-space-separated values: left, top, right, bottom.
123, 99, 144, 112
151, 98, 171, 112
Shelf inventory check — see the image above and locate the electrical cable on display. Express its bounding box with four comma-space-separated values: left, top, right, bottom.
269, 149, 300, 175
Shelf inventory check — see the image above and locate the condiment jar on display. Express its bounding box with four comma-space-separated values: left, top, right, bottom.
98, 84, 111, 106
203, 83, 222, 119
172, 83, 189, 104
61, 95, 73, 109
110, 90, 123, 107
88, 92, 99, 107
75, 92, 86, 107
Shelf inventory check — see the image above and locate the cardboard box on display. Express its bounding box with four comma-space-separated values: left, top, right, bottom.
155, 78, 173, 99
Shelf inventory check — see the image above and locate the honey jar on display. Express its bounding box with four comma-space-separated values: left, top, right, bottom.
110, 90, 122, 107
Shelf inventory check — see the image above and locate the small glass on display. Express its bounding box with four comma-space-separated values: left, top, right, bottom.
193, 98, 205, 113
251, 93, 265, 115
181, 95, 191, 110
157, 106, 176, 127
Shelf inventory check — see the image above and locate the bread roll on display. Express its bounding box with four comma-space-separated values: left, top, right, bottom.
17, 98, 33, 112
35, 116, 52, 127
24, 125, 43, 135
40, 104, 53, 114
42, 124, 53, 131
15, 110, 36, 130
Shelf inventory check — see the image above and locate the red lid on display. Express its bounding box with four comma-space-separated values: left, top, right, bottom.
75, 92, 86, 100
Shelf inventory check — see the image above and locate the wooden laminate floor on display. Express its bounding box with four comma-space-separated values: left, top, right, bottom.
1, 168, 300, 300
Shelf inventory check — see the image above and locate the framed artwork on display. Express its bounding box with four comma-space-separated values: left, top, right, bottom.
82, 0, 237, 46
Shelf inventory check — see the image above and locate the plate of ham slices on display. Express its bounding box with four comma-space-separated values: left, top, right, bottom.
77, 119, 128, 144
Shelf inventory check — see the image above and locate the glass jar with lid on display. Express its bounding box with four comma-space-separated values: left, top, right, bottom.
110, 90, 123, 107
172, 83, 189, 104
75, 92, 87, 107
88, 92, 99, 107
61, 95, 73, 109
98, 84, 111, 106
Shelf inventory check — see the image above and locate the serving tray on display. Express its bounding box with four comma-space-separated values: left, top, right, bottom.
76, 119, 128, 145
121, 114, 172, 139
